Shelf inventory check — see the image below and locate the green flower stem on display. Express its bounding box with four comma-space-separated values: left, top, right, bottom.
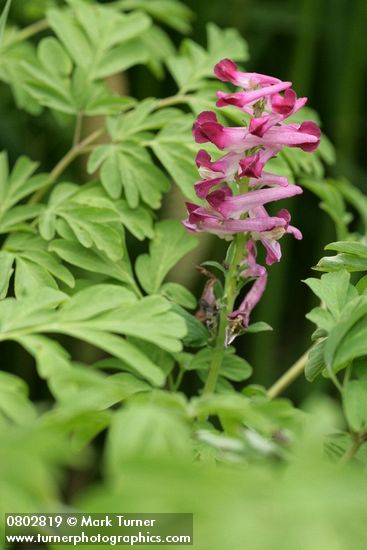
202, 179, 249, 397
8, 18, 48, 45
155, 94, 189, 109
267, 350, 310, 399
339, 432, 366, 465
28, 128, 104, 204
72, 113, 83, 147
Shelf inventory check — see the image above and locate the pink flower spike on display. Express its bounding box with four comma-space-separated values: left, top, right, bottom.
214, 59, 281, 88
207, 185, 303, 218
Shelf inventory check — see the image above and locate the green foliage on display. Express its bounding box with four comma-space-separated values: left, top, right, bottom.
135, 220, 197, 294
305, 236, 367, 425
0, 1, 366, 546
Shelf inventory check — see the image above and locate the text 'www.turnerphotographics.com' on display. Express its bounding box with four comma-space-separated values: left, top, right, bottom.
5, 513, 193, 546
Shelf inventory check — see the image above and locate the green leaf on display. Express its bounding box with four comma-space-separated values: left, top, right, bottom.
0, 0, 12, 48
38, 37, 72, 77
316, 241, 367, 274
106, 402, 192, 475
0, 371, 37, 425
17, 249, 75, 288
0, 152, 46, 216
48, 4, 151, 79
325, 241, 367, 259
306, 307, 335, 333
108, 100, 183, 140
189, 347, 252, 382
94, 38, 149, 79
14, 257, 58, 298
0, 287, 186, 386
305, 340, 326, 382
3, 233, 75, 292
170, 304, 209, 348
166, 23, 248, 92
316, 254, 367, 273
356, 274, 367, 295
135, 220, 197, 294
334, 179, 367, 234
47, 7, 94, 68
0, 204, 43, 233
75, 295, 186, 352
301, 179, 349, 240
49, 239, 135, 289
0, 251, 14, 299
245, 322, 273, 334
324, 296, 367, 372
343, 380, 367, 432
142, 25, 175, 78
150, 118, 199, 201
94, 143, 170, 207
160, 282, 196, 310
114, 200, 154, 240
59, 284, 136, 320
21, 58, 76, 114
117, 0, 193, 34
304, 270, 357, 320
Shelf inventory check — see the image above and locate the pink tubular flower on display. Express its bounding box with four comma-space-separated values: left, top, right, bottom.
226, 242, 268, 344
206, 184, 303, 219
228, 273, 268, 330
249, 207, 302, 265
183, 203, 287, 237
216, 81, 292, 109
193, 112, 320, 153
194, 149, 242, 198
183, 58, 321, 333
214, 59, 281, 88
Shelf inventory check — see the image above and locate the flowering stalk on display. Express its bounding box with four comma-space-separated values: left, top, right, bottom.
184, 58, 320, 395
203, 178, 249, 396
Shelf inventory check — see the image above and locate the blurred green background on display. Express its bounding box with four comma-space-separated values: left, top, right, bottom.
1, 0, 367, 399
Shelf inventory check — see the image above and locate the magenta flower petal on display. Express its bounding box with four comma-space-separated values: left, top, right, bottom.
193, 112, 247, 150
249, 115, 281, 137
196, 150, 242, 182
249, 173, 289, 187
194, 177, 224, 199
296, 121, 321, 152
262, 239, 282, 265
238, 154, 265, 178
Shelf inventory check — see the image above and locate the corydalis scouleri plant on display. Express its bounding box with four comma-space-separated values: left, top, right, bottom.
184, 59, 320, 394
